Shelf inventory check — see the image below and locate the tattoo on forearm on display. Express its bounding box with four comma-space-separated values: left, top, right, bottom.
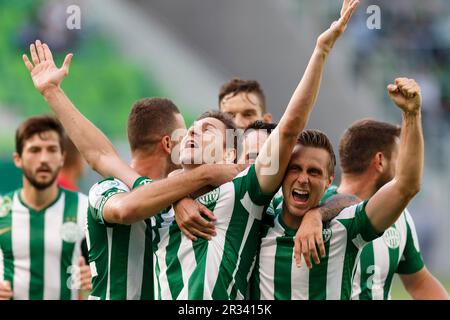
318, 194, 361, 222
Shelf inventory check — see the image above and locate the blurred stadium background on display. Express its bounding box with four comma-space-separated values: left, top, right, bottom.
0, 0, 449, 299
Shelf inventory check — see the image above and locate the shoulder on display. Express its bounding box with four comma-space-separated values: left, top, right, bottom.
88, 177, 130, 209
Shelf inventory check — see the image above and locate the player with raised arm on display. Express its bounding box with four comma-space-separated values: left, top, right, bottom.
0, 116, 90, 300
318, 119, 448, 300
253, 75, 424, 300
22, 42, 240, 300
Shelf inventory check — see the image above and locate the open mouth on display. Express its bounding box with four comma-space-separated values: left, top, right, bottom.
185, 140, 199, 149
292, 188, 310, 204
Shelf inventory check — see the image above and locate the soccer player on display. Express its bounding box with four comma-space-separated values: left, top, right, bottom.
22, 43, 240, 300
95, 0, 360, 300
318, 119, 448, 300
0, 116, 90, 300
219, 78, 273, 129
252, 76, 425, 300
240, 121, 278, 165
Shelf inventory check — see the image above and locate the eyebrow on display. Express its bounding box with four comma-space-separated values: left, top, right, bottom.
203, 122, 218, 130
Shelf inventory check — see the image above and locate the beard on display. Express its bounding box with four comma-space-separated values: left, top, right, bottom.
23, 166, 60, 190
375, 171, 394, 191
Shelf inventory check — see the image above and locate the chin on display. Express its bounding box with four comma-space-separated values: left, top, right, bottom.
286, 203, 309, 218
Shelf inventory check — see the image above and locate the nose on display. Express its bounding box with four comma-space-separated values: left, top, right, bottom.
39, 150, 51, 163
296, 172, 309, 185
234, 114, 247, 129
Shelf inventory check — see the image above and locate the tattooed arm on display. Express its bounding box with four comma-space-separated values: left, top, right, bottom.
293, 193, 361, 269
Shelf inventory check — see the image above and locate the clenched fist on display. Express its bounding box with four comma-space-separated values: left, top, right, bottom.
387, 78, 422, 115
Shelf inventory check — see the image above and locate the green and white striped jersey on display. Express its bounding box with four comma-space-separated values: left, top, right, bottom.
322, 186, 424, 300
0, 188, 87, 300
87, 177, 154, 300
251, 199, 380, 300
153, 165, 274, 300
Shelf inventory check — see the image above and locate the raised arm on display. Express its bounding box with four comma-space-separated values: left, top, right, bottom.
23, 40, 139, 187
365, 78, 423, 233
255, 0, 360, 193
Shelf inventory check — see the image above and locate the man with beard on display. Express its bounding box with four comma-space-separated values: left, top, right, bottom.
0, 116, 91, 300
318, 119, 448, 300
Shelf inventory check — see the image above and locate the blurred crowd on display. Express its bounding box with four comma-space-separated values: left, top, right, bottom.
347, 0, 450, 169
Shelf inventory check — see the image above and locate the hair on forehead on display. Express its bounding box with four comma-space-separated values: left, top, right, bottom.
218, 78, 266, 113
15, 115, 65, 155
297, 129, 336, 177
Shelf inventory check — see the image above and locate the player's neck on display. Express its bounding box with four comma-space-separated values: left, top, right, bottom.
282, 205, 303, 230
20, 179, 60, 211
130, 152, 168, 180
338, 173, 378, 200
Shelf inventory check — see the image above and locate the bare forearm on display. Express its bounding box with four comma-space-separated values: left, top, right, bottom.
401, 270, 449, 300
42, 87, 135, 182
396, 112, 423, 196
111, 166, 214, 223
278, 47, 327, 137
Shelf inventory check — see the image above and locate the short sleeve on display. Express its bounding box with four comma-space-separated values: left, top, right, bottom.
88, 177, 130, 226
397, 210, 425, 275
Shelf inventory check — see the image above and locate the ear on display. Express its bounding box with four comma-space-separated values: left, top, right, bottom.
263, 113, 273, 123
13, 152, 22, 169
373, 152, 384, 173
327, 175, 334, 187
224, 148, 237, 164
161, 136, 172, 155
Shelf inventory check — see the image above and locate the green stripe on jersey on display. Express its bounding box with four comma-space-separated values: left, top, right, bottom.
154, 164, 274, 300
0, 189, 87, 300
254, 199, 380, 300
87, 177, 155, 300
321, 186, 424, 300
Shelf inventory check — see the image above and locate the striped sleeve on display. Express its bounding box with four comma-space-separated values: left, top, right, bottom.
88, 177, 130, 226
340, 201, 382, 249
234, 164, 276, 206
396, 210, 425, 274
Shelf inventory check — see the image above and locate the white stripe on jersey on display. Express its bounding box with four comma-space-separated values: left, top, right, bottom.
203, 183, 233, 299
352, 260, 362, 300
258, 226, 277, 300
405, 210, 420, 251
372, 240, 389, 300
127, 222, 146, 299
12, 193, 30, 300
226, 192, 260, 297
43, 193, 64, 300
326, 221, 347, 300
72, 193, 88, 300
106, 228, 113, 300
290, 251, 309, 299
177, 233, 197, 299
155, 226, 172, 300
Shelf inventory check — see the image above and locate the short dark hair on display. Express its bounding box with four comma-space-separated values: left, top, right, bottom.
196, 110, 243, 163
15, 115, 65, 156
218, 78, 266, 113
244, 120, 277, 134
127, 98, 181, 152
297, 129, 336, 177
339, 119, 401, 174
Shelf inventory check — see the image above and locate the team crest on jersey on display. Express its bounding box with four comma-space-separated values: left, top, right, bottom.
322, 228, 332, 243
0, 196, 12, 217
198, 188, 220, 206
383, 227, 400, 249
60, 221, 83, 243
